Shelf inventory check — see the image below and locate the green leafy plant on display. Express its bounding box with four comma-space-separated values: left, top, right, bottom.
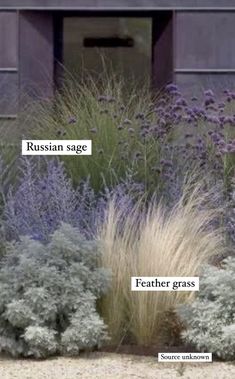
0, 223, 111, 358
177, 256, 235, 361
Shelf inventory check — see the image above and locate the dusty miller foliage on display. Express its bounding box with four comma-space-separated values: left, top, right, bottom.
177, 256, 235, 360
0, 223, 111, 358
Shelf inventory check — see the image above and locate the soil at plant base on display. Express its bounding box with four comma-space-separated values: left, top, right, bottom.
0, 352, 234, 379
100, 343, 198, 356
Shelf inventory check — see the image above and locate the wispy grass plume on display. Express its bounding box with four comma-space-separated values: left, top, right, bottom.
98, 180, 225, 346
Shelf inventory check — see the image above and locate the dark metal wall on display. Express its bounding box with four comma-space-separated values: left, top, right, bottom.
0, 10, 54, 120
1, 6, 235, 120
152, 12, 173, 90
18, 11, 54, 100
1, 1, 235, 10
0, 11, 18, 118
174, 11, 235, 96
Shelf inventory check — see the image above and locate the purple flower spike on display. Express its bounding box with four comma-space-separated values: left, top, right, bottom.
173, 105, 182, 112
171, 90, 181, 97
205, 97, 215, 107
128, 128, 135, 134
97, 95, 107, 102
158, 98, 167, 106
100, 109, 109, 114
220, 147, 228, 154
164, 160, 173, 167
133, 151, 141, 161
165, 83, 178, 92
227, 144, 233, 152
123, 119, 132, 125
89, 128, 97, 134
185, 133, 193, 138
135, 112, 145, 120
107, 96, 116, 103
68, 116, 77, 124
183, 115, 193, 123
159, 118, 166, 127
176, 98, 188, 107
204, 89, 214, 97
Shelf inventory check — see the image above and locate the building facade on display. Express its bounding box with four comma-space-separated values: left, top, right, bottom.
1, 0, 235, 120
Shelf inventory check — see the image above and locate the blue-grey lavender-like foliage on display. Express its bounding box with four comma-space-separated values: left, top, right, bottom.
3, 157, 144, 242
177, 256, 235, 360
0, 223, 111, 358
4, 157, 78, 242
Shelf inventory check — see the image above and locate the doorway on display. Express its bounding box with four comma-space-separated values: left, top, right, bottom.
62, 16, 152, 85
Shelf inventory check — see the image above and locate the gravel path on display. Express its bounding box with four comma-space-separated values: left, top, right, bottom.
0, 352, 234, 379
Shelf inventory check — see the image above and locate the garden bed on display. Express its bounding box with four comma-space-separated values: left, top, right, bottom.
0, 80, 234, 365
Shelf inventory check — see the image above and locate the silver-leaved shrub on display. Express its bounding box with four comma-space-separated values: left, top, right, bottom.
177, 256, 235, 360
0, 223, 111, 358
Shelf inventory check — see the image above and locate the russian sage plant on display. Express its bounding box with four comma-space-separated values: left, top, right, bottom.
177, 256, 235, 360
3, 157, 144, 242
0, 223, 111, 358
3, 157, 78, 242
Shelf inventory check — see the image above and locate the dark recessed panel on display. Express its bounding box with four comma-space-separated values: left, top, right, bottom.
0, 12, 18, 68
63, 17, 151, 83
84, 36, 134, 48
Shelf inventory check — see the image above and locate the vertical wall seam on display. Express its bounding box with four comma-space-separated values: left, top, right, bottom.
172, 10, 176, 83
17, 9, 20, 119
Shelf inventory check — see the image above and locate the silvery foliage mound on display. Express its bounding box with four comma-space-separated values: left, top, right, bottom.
177, 257, 235, 360
0, 223, 111, 358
